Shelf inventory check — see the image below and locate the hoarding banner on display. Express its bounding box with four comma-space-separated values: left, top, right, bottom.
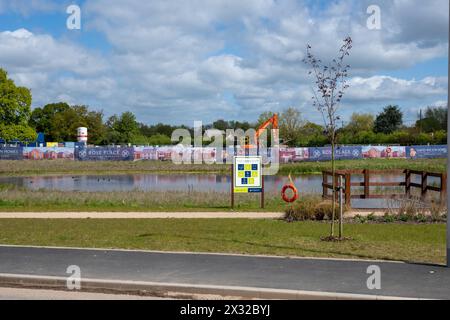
279, 148, 296, 163
156, 147, 172, 161
23, 147, 75, 160
133, 146, 158, 161
0, 147, 23, 160
362, 146, 406, 159
76, 147, 134, 161
294, 148, 310, 162
309, 146, 362, 161
407, 145, 447, 159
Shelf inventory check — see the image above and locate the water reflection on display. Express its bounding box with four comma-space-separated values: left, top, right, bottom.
1, 174, 325, 194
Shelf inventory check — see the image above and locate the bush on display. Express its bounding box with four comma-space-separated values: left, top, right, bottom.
284, 196, 344, 222
382, 213, 395, 223
354, 214, 368, 224
415, 213, 428, 223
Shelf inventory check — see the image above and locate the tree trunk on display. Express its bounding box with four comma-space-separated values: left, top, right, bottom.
330, 136, 336, 237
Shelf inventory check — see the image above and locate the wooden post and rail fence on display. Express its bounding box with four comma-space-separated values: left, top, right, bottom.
322, 169, 447, 207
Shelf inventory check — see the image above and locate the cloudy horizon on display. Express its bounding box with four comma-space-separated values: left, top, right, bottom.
0, 0, 448, 126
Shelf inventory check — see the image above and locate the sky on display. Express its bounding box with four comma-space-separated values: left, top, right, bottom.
0, 0, 448, 126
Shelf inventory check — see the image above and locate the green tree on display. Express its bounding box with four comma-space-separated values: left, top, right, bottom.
279, 107, 304, 147
0, 123, 37, 142
416, 106, 448, 133
106, 111, 139, 144
0, 68, 36, 142
0, 68, 32, 126
345, 113, 374, 134
30, 103, 106, 143
212, 119, 229, 131
374, 105, 403, 134
147, 134, 172, 146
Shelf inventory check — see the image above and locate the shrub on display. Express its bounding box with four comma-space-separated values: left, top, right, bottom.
284, 196, 344, 222
383, 213, 395, 223
354, 214, 368, 224
415, 213, 428, 223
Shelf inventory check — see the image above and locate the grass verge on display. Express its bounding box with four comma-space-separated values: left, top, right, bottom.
0, 188, 285, 212
0, 219, 445, 264
0, 158, 445, 176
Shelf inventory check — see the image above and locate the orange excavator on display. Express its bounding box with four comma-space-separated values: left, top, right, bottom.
244, 114, 279, 149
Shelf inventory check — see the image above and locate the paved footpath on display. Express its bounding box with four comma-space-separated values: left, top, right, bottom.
0, 286, 168, 300
0, 210, 378, 219
0, 212, 284, 219
0, 245, 449, 299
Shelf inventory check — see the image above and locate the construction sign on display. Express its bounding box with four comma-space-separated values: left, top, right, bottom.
233, 156, 262, 193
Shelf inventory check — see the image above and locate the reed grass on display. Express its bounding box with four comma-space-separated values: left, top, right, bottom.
0, 186, 285, 212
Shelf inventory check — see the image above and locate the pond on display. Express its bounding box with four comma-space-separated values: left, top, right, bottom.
0, 173, 439, 209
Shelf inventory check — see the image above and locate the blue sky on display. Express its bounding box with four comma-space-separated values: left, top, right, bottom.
0, 0, 448, 125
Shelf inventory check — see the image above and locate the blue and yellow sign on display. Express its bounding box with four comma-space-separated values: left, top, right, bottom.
233, 156, 262, 193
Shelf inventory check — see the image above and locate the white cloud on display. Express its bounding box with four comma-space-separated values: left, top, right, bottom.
347, 76, 448, 101
0, 0, 447, 124
0, 29, 106, 76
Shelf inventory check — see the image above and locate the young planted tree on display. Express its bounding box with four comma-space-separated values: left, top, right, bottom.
303, 36, 352, 240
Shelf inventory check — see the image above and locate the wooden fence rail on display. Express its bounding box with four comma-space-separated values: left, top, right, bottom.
322, 169, 447, 207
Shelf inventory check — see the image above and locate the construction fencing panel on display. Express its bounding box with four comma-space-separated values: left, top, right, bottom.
75, 147, 135, 161
0, 146, 23, 160
407, 145, 448, 159
1, 145, 448, 162
23, 147, 75, 160
308, 146, 362, 161
133, 147, 158, 160
361, 146, 406, 159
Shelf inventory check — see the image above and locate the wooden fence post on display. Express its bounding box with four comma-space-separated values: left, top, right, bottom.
323, 172, 328, 199
345, 173, 351, 207
405, 169, 411, 198
364, 169, 370, 199
441, 173, 447, 205
421, 171, 428, 200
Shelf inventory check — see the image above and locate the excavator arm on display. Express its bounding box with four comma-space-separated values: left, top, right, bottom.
244, 114, 279, 148
256, 114, 278, 140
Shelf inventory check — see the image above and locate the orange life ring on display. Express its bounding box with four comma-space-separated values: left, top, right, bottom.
281, 184, 298, 203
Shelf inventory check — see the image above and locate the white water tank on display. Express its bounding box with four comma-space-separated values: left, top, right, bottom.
77, 127, 88, 143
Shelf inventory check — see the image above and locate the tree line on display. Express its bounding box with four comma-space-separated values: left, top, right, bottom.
0, 67, 447, 146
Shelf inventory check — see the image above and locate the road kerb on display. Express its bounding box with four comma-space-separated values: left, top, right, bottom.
0, 273, 422, 300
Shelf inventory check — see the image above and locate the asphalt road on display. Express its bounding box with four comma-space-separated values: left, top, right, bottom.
0, 245, 449, 299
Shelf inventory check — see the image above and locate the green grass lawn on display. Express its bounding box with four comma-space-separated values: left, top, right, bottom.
0, 219, 445, 264
0, 158, 446, 176
279, 158, 447, 174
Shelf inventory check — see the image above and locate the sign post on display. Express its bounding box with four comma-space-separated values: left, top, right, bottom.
231, 163, 234, 209
232, 156, 264, 208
